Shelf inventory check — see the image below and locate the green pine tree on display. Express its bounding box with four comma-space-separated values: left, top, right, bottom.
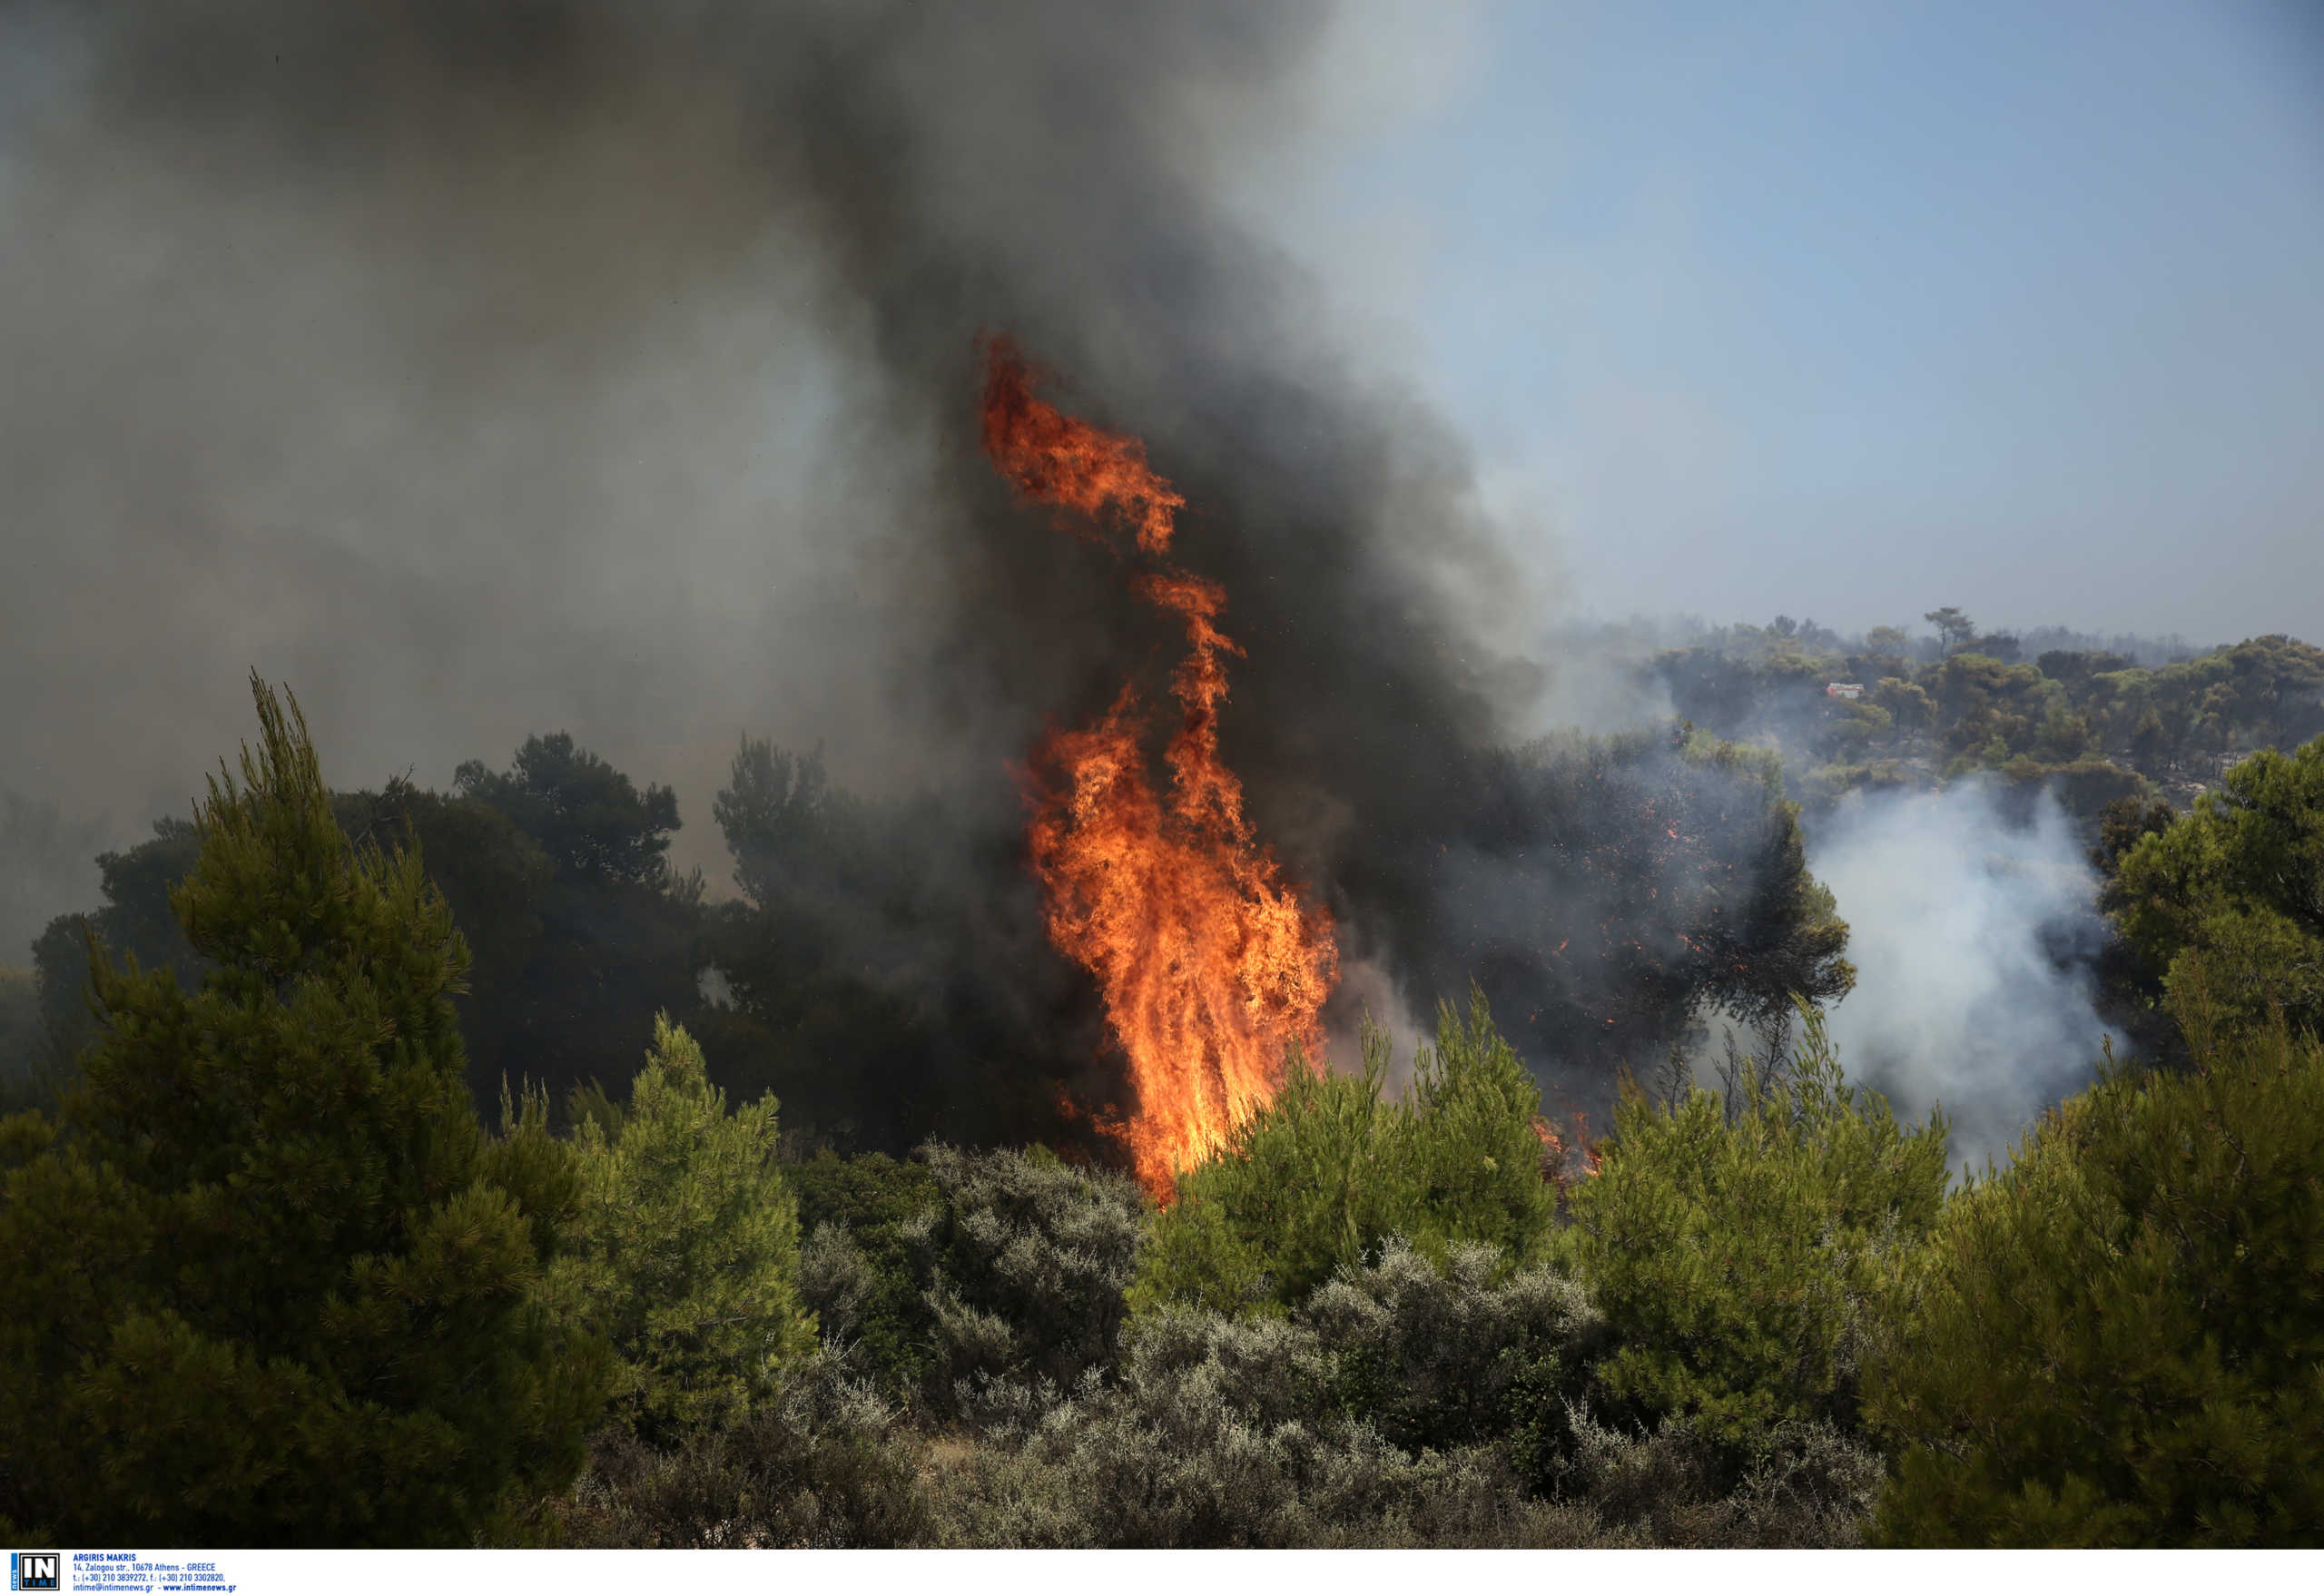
1561, 1005, 1950, 1454
1399, 992, 1563, 1265
1866, 998, 2324, 1546
547, 1014, 815, 1443
0, 675, 611, 1545
2110, 735, 2324, 1040
1131, 989, 1558, 1315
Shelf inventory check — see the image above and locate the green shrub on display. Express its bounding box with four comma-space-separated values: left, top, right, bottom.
1547, 1410, 1882, 1549
1562, 1006, 1949, 1455
930, 1246, 1596, 1548
1866, 1014, 2324, 1546
0, 676, 609, 1545
1133, 990, 1557, 1314
1305, 1238, 1598, 1456
786, 1150, 943, 1398
547, 1014, 814, 1443
1401, 996, 1567, 1262
784, 1145, 1146, 1416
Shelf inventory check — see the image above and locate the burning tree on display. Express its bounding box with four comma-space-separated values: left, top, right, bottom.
980, 338, 1339, 1197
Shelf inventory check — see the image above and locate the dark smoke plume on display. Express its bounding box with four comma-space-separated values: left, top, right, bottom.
11, 3, 1827, 1141
0, 6, 1532, 971
3, 7, 1521, 860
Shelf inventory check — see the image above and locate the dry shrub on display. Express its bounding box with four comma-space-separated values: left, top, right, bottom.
914, 1239, 1876, 1548
551, 1353, 926, 1549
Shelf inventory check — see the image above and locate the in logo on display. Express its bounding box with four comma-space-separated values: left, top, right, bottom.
9, 1554, 58, 1592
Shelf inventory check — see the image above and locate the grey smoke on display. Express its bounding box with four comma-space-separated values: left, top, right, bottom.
1808, 780, 2110, 1172
0, 0, 1581, 1153
0, 2, 2134, 1172
0, 791, 116, 965
0, 2, 1533, 959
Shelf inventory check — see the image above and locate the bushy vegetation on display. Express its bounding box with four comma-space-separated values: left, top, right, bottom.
4, 686, 2317, 1548
1563, 1006, 1951, 1454
1866, 1008, 2324, 1546
1133, 992, 1557, 1315
548, 1355, 929, 1550
2109, 738, 2324, 1040
906, 1142, 1149, 1414
787, 1150, 943, 1396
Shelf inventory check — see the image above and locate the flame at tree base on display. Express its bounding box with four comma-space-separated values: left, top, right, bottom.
1028, 685, 1340, 1194
982, 338, 1338, 1197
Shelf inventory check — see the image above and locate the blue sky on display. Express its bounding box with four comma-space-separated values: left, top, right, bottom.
1264, 0, 2324, 642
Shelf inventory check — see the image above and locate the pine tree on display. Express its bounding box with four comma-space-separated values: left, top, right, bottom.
1561, 1006, 1950, 1454
1866, 1006, 2324, 1546
1399, 992, 1563, 1266
547, 1014, 815, 1443
0, 675, 610, 1545
2110, 735, 2324, 1039
1132, 990, 1559, 1315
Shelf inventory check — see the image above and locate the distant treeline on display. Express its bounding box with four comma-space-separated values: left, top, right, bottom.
1633, 614, 2324, 823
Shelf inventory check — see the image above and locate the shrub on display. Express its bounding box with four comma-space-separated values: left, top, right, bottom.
1133, 990, 1558, 1314
908, 1143, 1148, 1408
1399, 996, 1566, 1264
552, 1351, 926, 1548
0, 676, 609, 1545
1548, 1411, 1882, 1549
1562, 1005, 1949, 1458
786, 1150, 943, 1399
1129, 1047, 1390, 1316
923, 1239, 1876, 1548
1305, 1238, 1598, 1455
1866, 1013, 2324, 1546
927, 1264, 1586, 1548
547, 1014, 814, 1443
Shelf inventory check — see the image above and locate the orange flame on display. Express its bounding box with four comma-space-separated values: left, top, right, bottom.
980, 339, 1186, 556
1531, 1111, 1603, 1187
980, 337, 1339, 1197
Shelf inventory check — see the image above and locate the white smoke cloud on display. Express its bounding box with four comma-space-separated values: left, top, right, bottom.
1809, 779, 2111, 1174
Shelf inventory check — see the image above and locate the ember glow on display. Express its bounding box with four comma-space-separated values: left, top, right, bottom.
979, 338, 1340, 1197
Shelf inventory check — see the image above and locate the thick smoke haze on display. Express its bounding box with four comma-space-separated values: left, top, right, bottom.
0, 2, 1536, 961
0, 2, 2158, 1175
1809, 782, 2111, 1172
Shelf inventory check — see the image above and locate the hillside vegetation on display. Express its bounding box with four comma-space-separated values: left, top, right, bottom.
5, 676, 2317, 1547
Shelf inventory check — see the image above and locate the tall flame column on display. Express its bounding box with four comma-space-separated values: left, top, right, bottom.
980, 338, 1340, 1197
